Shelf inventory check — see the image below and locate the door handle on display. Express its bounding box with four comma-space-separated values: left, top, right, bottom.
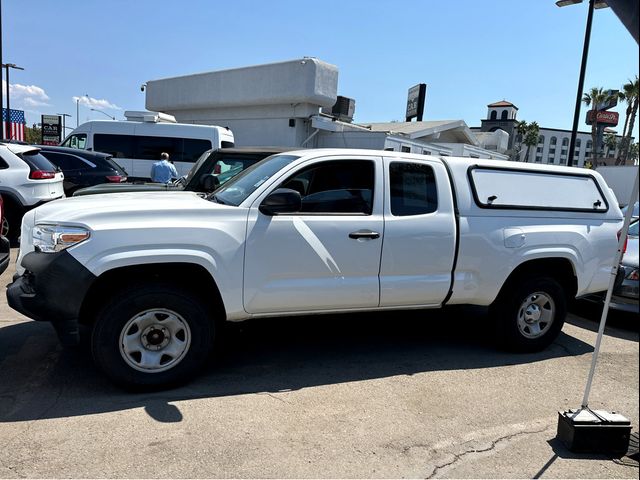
349, 229, 380, 240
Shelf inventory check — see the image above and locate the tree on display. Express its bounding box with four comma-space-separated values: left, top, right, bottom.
513, 120, 529, 161
619, 76, 639, 165
24, 124, 41, 144
522, 121, 540, 163
628, 142, 639, 164
616, 77, 637, 164
582, 87, 617, 163
604, 132, 618, 159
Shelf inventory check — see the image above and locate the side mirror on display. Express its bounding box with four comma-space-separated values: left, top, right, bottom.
200, 174, 220, 192
259, 188, 302, 215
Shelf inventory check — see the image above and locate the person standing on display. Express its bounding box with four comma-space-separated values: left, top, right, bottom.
150, 152, 178, 183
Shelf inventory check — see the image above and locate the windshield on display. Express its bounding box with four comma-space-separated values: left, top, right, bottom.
184, 149, 214, 185
212, 154, 300, 206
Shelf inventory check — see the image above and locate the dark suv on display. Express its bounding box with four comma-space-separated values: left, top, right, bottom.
38, 146, 128, 196
73, 147, 290, 196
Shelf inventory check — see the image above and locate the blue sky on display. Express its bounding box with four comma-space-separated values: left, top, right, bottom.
3, 0, 638, 137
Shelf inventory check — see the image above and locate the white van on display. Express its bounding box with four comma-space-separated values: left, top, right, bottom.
61, 111, 235, 179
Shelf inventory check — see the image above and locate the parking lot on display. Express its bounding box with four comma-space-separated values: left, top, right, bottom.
0, 249, 638, 478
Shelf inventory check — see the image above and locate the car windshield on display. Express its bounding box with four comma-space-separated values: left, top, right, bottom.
211, 154, 300, 206
184, 149, 214, 186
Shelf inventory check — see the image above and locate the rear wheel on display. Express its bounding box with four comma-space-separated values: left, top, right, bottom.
490, 276, 566, 352
91, 284, 215, 389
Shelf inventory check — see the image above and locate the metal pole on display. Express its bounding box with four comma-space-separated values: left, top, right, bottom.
582, 168, 640, 407
76, 99, 79, 127
4, 63, 9, 139
568, 0, 595, 167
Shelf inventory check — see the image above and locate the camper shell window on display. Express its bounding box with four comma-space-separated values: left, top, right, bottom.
468, 166, 608, 212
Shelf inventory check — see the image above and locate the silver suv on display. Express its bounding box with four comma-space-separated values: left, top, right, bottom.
0, 142, 65, 243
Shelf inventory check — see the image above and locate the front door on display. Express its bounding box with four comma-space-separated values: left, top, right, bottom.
243, 156, 384, 314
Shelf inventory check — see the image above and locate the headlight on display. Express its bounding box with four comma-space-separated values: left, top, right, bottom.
32, 225, 90, 253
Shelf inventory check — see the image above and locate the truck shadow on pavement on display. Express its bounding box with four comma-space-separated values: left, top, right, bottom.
0, 306, 595, 424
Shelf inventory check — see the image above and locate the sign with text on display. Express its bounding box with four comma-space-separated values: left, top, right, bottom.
586, 110, 619, 126
405, 83, 427, 121
41, 114, 62, 145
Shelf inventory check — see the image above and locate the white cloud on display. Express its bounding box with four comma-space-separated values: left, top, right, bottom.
72, 95, 121, 111
1, 80, 51, 107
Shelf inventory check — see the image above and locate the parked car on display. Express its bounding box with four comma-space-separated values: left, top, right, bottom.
0, 194, 9, 275
61, 114, 234, 179
37, 146, 128, 196
610, 219, 639, 313
7, 149, 622, 389
72, 147, 291, 196
0, 142, 65, 243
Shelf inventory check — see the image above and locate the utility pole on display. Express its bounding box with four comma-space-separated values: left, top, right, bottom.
2, 63, 24, 139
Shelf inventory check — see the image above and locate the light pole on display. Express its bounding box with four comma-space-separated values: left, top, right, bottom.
56, 113, 72, 139
76, 93, 89, 127
2, 62, 24, 140
556, 0, 609, 167
90, 108, 115, 120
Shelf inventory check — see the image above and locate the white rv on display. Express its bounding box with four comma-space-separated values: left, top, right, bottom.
61, 111, 235, 179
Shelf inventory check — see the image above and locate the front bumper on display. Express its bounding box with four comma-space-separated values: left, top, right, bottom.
6, 250, 96, 345
0, 235, 9, 276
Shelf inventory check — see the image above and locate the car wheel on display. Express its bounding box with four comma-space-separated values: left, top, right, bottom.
1, 217, 8, 238
490, 276, 566, 352
91, 284, 215, 389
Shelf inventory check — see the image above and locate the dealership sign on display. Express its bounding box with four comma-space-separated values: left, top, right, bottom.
405, 83, 427, 122
41, 115, 62, 145
586, 110, 619, 126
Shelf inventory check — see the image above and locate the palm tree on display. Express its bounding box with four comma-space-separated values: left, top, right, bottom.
583, 88, 618, 163
621, 77, 639, 165
513, 120, 528, 161
628, 142, 639, 164
523, 122, 540, 163
616, 76, 639, 165
604, 132, 618, 159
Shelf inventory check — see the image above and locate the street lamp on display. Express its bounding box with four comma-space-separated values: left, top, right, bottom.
76, 93, 89, 127
556, 0, 609, 166
90, 108, 115, 120
2, 62, 24, 140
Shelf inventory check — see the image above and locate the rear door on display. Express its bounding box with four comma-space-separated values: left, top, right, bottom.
379, 157, 456, 307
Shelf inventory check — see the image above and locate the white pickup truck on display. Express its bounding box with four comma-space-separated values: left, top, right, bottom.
7, 149, 622, 388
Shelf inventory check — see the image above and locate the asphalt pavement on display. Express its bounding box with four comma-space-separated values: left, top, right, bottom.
1, 248, 638, 478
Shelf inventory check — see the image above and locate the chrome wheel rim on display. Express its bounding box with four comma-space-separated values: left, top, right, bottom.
517, 292, 555, 339
1, 217, 8, 237
119, 308, 191, 373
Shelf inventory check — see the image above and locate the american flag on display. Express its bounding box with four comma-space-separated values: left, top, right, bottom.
2, 108, 26, 142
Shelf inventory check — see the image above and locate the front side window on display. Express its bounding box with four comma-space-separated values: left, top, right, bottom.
279, 160, 375, 215
389, 162, 437, 216
61, 134, 87, 149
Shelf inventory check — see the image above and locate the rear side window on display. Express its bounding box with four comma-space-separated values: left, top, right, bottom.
389, 162, 438, 216
94, 134, 135, 158
183, 139, 213, 163
41, 152, 92, 170
0, 155, 8, 169
136, 135, 182, 161
19, 151, 57, 172
469, 167, 607, 212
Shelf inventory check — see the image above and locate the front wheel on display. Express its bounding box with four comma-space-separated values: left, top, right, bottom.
490, 276, 566, 352
91, 284, 215, 389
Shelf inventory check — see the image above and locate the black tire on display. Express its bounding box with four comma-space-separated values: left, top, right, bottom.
3, 200, 23, 246
91, 283, 215, 390
490, 276, 566, 352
